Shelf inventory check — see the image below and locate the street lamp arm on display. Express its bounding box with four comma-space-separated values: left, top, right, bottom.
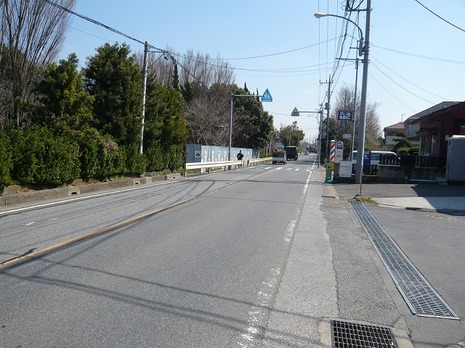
315, 2, 371, 191
314, 12, 364, 56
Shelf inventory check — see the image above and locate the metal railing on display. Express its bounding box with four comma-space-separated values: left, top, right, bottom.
184, 157, 272, 175
348, 154, 446, 176
379, 154, 445, 168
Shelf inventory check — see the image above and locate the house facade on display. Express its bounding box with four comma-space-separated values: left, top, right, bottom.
383, 122, 405, 147
406, 101, 465, 162
403, 102, 460, 146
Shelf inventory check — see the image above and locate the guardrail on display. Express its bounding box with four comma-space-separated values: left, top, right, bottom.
184, 157, 272, 175
248, 157, 272, 166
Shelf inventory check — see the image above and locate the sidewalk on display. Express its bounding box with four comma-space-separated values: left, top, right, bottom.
331, 181, 465, 213
263, 166, 414, 347
331, 178, 465, 347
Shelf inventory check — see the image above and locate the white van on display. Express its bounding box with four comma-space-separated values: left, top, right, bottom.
352, 151, 396, 165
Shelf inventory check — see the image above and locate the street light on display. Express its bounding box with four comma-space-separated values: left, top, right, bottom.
290, 107, 323, 167
314, 3, 371, 194
314, 12, 364, 57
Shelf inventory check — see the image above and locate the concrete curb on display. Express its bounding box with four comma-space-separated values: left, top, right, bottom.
0, 174, 180, 208
373, 196, 465, 214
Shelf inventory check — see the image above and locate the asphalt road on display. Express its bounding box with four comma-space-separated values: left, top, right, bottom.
1, 158, 323, 347
2, 155, 464, 347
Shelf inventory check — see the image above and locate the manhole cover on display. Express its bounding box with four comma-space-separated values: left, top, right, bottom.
331, 320, 398, 348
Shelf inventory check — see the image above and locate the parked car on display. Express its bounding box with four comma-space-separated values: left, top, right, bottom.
352, 150, 396, 165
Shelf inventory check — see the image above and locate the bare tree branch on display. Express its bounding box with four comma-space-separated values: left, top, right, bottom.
0, 0, 75, 128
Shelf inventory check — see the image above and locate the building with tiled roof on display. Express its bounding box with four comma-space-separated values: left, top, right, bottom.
383, 122, 405, 147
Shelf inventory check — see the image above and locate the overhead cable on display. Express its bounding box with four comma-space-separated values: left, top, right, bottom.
371, 56, 446, 100
371, 61, 436, 104
372, 44, 465, 65
413, 0, 465, 33
43, 0, 164, 53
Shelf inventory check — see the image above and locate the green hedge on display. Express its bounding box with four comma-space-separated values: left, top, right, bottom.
0, 132, 13, 186
123, 144, 147, 176
8, 128, 80, 185
146, 143, 184, 173
0, 127, 186, 188
74, 128, 145, 179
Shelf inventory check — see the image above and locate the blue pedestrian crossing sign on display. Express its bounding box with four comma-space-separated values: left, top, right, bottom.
261, 88, 273, 102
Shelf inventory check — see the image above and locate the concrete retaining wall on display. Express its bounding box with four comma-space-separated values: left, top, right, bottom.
378, 165, 446, 182
0, 174, 169, 207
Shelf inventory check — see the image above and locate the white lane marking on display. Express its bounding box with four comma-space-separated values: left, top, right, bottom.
303, 162, 316, 195
24, 218, 57, 226
239, 163, 318, 346
284, 219, 297, 243
237, 268, 281, 347
276, 167, 283, 170
0, 179, 177, 217
286, 168, 292, 171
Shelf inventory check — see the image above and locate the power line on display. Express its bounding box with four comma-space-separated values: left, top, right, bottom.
413, 0, 465, 33
52, 0, 345, 81
44, 0, 209, 87
372, 44, 465, 65
43, 0, 164, 53
371, 61, 436, 104
369, 74, 417, 113
371, 56, 446, 100
222, 40, 337, 60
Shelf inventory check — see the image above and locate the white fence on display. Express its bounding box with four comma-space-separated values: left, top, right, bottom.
184, 158, 271, 175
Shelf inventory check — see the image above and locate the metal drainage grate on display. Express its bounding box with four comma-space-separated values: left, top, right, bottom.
351, 201, 459, 319
331, 320, 398, 348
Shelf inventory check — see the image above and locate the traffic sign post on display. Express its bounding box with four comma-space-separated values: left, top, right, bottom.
229, 89, 272, 160
261, 88, 273, 102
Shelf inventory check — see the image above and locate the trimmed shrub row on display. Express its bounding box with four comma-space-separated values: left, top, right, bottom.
0, 127, 185, 188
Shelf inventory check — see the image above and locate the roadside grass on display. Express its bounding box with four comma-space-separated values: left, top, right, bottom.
352, 195, 377, 204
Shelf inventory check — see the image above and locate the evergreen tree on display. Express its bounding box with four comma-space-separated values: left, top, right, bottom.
392, 131, 412, 154
232, 87, 273, 148
181, 81, 194, 103
144, 80, 187, 148
85, 43, 143, 146
144, 79, 187, 171
278, 122, 305, 148
35, 53, 94, 131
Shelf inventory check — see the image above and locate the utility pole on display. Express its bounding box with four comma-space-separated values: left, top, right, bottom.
350, 57, 359, 161
354, 0, 371, 191
139, 41, 149, 154
319, 77, 332, 164
325, 76, 332, 163
229, 93, 234, 161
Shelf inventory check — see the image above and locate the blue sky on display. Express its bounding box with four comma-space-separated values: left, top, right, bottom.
58, 0, 465, 143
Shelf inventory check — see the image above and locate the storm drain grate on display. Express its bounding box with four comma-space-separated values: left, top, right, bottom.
351, 201, 459, 319
331, 320, 398, 348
